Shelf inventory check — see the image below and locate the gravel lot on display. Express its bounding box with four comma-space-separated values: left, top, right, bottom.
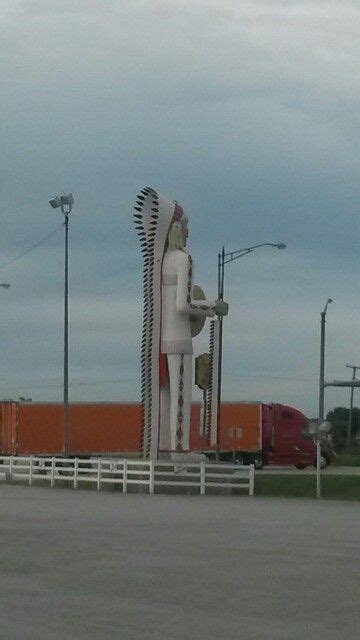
1, 484, 359, 640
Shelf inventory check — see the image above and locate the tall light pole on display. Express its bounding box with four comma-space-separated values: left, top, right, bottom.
49, 193, 74, 456
316, 298, 332, 498
318, 298, 332, 424
216, 242, 286, 456
346, 364, 360, 449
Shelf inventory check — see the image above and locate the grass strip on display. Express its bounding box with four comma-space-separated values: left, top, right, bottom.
335, 453, 360, 467
254, 474, 360, 500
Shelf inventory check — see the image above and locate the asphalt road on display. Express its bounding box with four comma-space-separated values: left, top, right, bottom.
1, 484, 359, 640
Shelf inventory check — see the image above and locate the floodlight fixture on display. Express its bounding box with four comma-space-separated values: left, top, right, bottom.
49, 196, 62, 209
60, 193, 74, 207
49, 193, 74, 214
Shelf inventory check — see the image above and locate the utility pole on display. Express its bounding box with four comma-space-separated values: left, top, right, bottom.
346, 364, 360, 449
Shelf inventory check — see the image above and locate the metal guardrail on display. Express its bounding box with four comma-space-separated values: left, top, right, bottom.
0, 456, 254, 496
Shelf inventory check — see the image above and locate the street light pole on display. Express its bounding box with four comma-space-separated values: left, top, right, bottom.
317, 298, 332, 499
318, 299, 332, 424
215, 242, 286, 457
49, 193, 74, 456
346, 364, 360, 449
216, 247, 225, 460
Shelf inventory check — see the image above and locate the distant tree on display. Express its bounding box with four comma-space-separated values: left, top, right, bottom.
326, 406, 360, 449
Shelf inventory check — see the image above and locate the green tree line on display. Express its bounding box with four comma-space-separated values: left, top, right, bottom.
326, 407, 360, 450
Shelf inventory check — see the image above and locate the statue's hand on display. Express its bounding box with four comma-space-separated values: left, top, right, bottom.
215, 300, 229, 316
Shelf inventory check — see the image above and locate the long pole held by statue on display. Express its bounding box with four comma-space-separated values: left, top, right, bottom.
64, 212, 69, 455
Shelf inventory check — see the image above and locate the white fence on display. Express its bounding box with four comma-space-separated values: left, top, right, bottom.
0, 456, 254, 496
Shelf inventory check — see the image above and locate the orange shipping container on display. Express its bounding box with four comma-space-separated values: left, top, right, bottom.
218, 403, 262, 452
1, 401, 261, 457
18, 404, 64, 455
0, 402, 18, 455
67, 403, 141, 454
0, 402, 142, 456
189, 402, 262, 453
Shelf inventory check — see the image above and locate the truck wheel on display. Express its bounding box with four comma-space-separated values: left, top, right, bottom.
253, 456, 263, 470
313, 455, 327, 470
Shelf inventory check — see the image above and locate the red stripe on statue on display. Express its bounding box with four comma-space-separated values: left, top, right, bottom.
159, 353, 169, 387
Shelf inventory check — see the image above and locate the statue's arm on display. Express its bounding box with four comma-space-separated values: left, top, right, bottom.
189, 298, 216, 317
176, 253, 216, 317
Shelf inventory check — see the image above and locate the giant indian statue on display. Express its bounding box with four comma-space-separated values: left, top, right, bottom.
134, 187, 228, 460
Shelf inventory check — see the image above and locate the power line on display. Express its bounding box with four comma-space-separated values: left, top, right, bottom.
0, 223, 64, 272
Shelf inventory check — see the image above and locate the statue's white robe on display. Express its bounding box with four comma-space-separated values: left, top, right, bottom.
159, 248, 216, 454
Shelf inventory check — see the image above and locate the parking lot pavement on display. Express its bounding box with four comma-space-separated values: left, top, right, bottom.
1, 484, 359, 640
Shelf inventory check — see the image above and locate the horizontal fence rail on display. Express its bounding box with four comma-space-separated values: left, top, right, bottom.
0, 456, 254, 496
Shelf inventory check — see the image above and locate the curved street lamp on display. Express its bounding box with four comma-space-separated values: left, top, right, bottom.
216, 242, 286, 458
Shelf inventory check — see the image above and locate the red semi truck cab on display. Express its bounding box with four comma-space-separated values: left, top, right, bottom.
262, 403, 315, 468
190, 402, 316, 468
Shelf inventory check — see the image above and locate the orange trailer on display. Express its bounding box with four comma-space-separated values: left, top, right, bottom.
189, 402, 262, 453
1, 401, 261, 457
0, 402, 141, 456
0, 400, 317, 468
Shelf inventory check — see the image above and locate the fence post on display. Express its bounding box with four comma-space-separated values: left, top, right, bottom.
149, 460, 154, 494
74, 457, 78, 489
97, 459, 101, 491
249, 464, 255, 496
29, 456, 33, 486
122, 459, 128, 494
9, 455, 13, 480
51, 457, 55, 487
200, 461, 206, 495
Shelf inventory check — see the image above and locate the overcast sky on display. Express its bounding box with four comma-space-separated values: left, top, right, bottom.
1, 0, 360, 417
